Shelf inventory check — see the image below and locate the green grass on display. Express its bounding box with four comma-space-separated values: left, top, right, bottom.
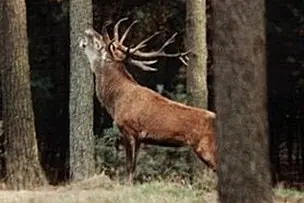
274, 185, 304, 200
0, 175, 203, 203
0, 175, 303, 203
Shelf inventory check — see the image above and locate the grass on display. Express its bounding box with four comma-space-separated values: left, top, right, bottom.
273, 184, 304, 202
0, 175, 203, 203
0, 174, 303, 203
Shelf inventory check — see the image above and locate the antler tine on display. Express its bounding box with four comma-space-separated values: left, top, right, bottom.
140, 60, 158, 65
102, 20, 112, 28
158, 32, 177, 53
120, 20, 138, 44
130, 31, 162, 53
129, 59, 158, 71
101, 20, 112, 44
114, 17, 129, 42
179, 56, 189, 66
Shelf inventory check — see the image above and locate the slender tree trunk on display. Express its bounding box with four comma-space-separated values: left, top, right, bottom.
212, 0, 273, 202
185, 0, 208, 108
2, 0, 47, 189
69, 0, 95, 181
0, 1, 3, 66
0, 0, 4, 180
185, 0, 213, 185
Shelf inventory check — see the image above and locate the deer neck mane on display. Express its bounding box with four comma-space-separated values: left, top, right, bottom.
94, 58, 137, 116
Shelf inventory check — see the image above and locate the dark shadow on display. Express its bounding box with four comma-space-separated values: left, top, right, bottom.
266, 0, 304, 189
26, 0, 70, 184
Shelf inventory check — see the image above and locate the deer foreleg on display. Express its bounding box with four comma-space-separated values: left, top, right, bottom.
126, 135, 141, 184
123, 136, 133, 183
118, 124, 141, 184
122, 135, 139, 184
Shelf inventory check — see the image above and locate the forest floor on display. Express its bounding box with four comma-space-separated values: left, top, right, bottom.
0, 175, 303, 203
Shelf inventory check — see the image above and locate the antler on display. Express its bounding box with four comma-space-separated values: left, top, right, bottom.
101, 20, 112, 45
130, 31, 162, 53
108, 18, 189, 71
120, 20, 138, 44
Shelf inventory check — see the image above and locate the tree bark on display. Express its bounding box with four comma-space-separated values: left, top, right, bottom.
185, 0, 208, 108
69, 0, 95, 181
212, 0, 273, 202
185, 0, 212, 185
2, 0, 47, 189
0, 0, 4, 180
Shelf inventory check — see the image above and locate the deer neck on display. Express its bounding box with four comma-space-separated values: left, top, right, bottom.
94, 60, 137, 116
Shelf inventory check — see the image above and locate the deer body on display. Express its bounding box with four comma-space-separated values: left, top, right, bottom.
80, 19, 217, 183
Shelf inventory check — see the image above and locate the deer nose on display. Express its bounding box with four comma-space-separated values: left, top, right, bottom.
79, 39, 87, 48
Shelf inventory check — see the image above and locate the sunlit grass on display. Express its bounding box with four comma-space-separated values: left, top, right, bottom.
273, 184, 304, 200
0, 175, 203, 203
0, 174, 303, 203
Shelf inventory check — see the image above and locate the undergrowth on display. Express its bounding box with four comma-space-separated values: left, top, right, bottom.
94, 124, 217, 193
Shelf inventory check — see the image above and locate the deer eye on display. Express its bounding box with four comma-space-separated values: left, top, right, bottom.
93, 39, 102, 50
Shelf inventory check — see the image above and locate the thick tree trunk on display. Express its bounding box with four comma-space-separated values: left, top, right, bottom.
185, 0, 208, 108
69, 0, 95, 181
212, 0, 273, 202
2, 0, 47, 189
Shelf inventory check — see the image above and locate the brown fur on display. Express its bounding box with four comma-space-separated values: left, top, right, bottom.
80, 26, 217, 183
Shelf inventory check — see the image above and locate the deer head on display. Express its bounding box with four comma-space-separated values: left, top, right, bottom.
79, 28, 107, 73
79, 17, 189, 73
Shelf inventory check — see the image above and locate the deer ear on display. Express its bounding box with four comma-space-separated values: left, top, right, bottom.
94, 39, 102, 51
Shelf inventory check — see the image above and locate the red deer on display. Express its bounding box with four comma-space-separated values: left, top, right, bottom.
79, 18, 217, 183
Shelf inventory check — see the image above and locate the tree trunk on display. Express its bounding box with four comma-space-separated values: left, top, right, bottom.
69, 0, 95, 181
0, 0, 4, 180
212, 0, 273, 202
2, 0, 47, 189
185, 0, 212, 185
185, 0, 208, 108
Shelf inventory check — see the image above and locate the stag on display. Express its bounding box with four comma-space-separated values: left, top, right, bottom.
79, 18, 217, 183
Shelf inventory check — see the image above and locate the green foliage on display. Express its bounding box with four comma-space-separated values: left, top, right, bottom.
95, 126, 193, 184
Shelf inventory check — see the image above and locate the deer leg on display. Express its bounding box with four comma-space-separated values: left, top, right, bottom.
123, 136, 133, 183
195, 136, 217, 171
194, 147, 217, 172
131, 138, 141, 182
118, 125, 140, 184
127, 135, 141, 184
